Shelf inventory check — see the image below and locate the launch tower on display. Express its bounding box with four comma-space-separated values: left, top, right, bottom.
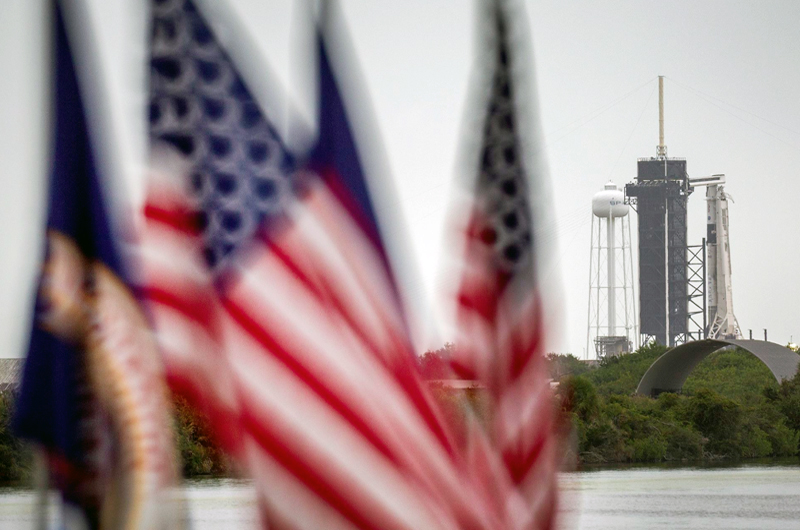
625, 77, 693, 346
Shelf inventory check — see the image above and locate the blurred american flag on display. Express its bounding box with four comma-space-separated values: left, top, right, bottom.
449, 0, 560, 528
138, 0, 560, 528
140, 1, 501, 528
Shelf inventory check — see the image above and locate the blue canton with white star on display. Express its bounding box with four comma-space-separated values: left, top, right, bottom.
149, 0, 295, 271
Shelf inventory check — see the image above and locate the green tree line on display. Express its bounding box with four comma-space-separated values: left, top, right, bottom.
553, 343, 800, 464
0, 392, 228, 485
3, 342, 799, 483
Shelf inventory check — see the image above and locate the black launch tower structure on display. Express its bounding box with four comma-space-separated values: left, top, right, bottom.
625, 158, 692, 346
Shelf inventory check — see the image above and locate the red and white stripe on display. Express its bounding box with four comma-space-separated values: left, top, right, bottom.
136, 167, 244, 457
451, 206, 560, 530
136, 172, 505, 529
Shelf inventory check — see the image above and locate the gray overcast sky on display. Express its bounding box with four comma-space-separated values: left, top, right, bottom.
1, 0, 799, 359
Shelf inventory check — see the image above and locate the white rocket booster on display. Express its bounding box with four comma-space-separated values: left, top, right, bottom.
704, 178, 741, 339
707, 186, 719, 318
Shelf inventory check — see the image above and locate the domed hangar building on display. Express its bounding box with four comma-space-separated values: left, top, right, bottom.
636, 339, 800, 397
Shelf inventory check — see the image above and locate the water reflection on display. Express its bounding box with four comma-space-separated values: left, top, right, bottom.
182, 476, 257, 529
0, 487, 57, 530
0, 477, 257, 530
2, 463, 800, 529
561, 462, 800, 529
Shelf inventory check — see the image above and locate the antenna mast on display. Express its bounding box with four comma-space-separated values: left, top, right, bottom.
657, 76, 667, 158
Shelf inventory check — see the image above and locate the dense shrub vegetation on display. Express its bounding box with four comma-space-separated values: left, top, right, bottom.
418, 342, 800, 465
0, 393, 228, 484
2, 342, 799, 482
172, 395, 231, 477
0, 393, 31, 483
552, 345, 800, 464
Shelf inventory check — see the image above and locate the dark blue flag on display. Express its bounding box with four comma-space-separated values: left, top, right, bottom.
14, 2, 125, 524
306, 37, 384, 249
16, 4, 182, 527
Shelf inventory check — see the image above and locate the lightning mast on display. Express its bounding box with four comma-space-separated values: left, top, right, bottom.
657, 76, 667, 158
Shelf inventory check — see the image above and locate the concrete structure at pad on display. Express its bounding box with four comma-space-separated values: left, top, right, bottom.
636, 339, 800, 396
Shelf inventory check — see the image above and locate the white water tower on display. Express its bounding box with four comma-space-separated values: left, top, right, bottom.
587, 182, 638, 358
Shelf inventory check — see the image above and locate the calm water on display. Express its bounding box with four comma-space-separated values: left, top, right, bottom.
2, 463, 800, 529
560, 462, 800, 529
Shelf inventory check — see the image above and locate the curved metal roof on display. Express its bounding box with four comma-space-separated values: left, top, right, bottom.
636, 339, 800, 397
